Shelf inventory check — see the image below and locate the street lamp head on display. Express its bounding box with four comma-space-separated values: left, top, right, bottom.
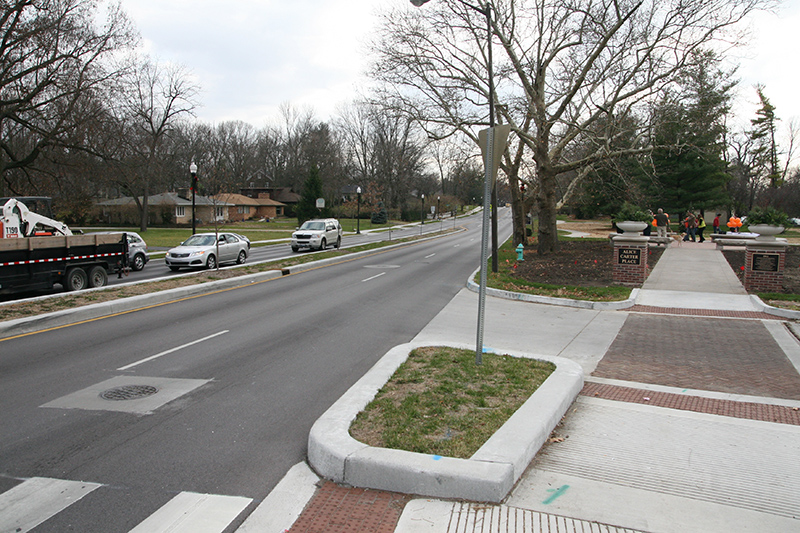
410, 0, 431, 6
356, 186, 362, 194
189, 162, 197, 175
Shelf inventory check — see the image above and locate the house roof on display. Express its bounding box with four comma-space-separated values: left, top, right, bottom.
97, 192, 232, 207
212, 193, 285, 207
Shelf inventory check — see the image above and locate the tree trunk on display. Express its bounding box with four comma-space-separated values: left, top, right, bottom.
536, 167, 559, 254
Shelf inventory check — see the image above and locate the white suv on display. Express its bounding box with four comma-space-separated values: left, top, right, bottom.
291, 218, 342, 252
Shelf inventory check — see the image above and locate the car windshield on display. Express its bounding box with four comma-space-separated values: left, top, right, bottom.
182, 235, 215, 247
300, 221, 325, 231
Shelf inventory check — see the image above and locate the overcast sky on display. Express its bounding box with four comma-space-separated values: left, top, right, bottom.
122, 0, 799, 147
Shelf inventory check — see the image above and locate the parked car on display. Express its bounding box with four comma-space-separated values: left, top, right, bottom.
165, 232, 249, 271
95, 231, 149, 271
291, 219, 342, 252
789, 217, 800, 227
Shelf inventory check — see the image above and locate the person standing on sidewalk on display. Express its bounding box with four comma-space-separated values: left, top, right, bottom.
696, 213, 706, 242
654, 208, 670, 239
713, 213, 721, 233
683, 212, 697, 242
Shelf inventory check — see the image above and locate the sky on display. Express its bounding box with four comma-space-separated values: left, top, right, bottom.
122, 0, 799, 146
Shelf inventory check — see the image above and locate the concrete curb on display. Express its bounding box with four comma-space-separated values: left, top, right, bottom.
750, 294, 800, 320
466, 270, 638, 310
307, 341, 584, 503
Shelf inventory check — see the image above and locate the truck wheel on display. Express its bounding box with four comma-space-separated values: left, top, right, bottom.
132, 253, 146, 271
335, 236, 341, 249
65, 267, 88, 291
88, 266, 108, 288
319, 238, 326, 250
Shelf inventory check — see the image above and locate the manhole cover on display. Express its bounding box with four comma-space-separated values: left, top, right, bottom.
99, 385, 159, 401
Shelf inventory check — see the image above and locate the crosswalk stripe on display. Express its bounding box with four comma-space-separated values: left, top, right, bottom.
0, 477, 102, 533
128, 491, 252, 533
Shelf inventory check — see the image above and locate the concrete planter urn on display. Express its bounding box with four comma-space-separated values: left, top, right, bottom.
749, 224, 784, 241
616, 221, 649, 234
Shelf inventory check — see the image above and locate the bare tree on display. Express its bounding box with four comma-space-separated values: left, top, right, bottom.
0, 0, 136, 195
113, 56, 199, 231
371, 0, 774, 252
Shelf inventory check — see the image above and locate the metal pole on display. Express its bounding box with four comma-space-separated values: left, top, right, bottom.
476, 127, 494, 365
356, 188, 361, 234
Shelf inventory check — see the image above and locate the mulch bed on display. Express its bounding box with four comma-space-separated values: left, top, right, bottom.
510, 241, 664, 287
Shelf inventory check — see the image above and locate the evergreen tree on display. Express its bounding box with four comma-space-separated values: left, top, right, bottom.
645, 51, 733, 213
296, 165, 328, 224
749, 86, 782, 188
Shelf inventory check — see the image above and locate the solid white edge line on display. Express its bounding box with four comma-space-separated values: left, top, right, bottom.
118, 330, 229, 370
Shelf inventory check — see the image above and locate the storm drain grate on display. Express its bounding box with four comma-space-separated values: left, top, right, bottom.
99, 385, 159, 401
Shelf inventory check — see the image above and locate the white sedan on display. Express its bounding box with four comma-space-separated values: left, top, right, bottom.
165, 232, 249, 271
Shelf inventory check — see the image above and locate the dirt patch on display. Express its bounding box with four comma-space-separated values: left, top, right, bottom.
510, 240, 664, 287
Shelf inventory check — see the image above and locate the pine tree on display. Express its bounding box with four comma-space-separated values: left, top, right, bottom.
749, 86, 782, 188
296, 165, 327, 225
646, 51, 733, 212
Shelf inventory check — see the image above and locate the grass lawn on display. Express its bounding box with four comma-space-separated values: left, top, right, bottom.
349, 346, 555, 459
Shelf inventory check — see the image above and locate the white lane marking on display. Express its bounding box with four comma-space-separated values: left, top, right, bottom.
0, 477, 102, 533
424, 253, 436, 259
128, 492, 252, 533
118, 331, 229, 371
362, 272, 386, 283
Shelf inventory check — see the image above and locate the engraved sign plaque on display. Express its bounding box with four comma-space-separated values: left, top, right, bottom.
752, 253, 780, 272
617, 247, 641, 265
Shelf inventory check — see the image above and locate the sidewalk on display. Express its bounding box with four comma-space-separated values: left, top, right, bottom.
254, 242, 800, 533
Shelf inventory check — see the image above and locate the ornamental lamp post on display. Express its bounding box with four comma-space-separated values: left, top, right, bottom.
420, 194, 425, 228
356, 186, 362, 234
189, 161, 198, 234
411, 0, 505, 364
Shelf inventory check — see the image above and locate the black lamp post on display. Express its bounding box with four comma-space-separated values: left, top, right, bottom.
420, 193, 425, 225
437, 196, 441, 220
189, 161, 198, 234
356, 186, 362, 234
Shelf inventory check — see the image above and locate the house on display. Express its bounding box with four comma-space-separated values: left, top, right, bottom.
212, 193, 286, 221
96, 192, 233, 226
240, 187, 300, 215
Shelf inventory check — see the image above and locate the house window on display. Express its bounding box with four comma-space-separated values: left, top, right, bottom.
176, 206, 185, 217
238, 206, 250, 214
216, 207, 224, 219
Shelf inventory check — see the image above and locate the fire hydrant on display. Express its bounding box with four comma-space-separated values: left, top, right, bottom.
516, 243, 524, 262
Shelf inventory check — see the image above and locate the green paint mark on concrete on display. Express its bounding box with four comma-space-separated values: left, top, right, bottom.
542, 484, 570, 504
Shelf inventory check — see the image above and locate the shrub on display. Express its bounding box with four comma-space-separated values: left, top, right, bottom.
746, 206, 789, 227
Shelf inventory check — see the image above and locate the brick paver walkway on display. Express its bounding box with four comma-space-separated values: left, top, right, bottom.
288, 481, 411, 533
581, 382, 800, 425
592, 314, 800, 400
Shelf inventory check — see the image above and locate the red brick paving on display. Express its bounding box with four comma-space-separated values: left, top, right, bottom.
581, 381, 800, 425
628, 305, 779, 320
287, 481, 411, 533
592, 314, 800, 400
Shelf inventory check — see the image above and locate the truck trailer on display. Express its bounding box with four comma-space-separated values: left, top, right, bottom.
0, 198, 129, 294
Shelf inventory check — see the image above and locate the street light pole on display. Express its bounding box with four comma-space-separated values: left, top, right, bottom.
189, 161, 198, 235
356, 186, 362, 234
411, 0, 496, 364
420, 193, 425, 228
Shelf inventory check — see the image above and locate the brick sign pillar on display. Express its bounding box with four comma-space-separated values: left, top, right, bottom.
612, 235, 649, 286
744, 240, 787, 293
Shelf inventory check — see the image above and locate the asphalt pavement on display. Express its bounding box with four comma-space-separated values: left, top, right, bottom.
252, 240, 800, 533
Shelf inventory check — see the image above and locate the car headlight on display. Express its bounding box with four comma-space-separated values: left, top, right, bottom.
189, 250, 206, 257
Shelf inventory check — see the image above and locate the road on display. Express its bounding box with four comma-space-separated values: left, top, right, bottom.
0, 210, 512, 532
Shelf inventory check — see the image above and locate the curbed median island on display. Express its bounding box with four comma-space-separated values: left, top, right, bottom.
307, 341, 583, 503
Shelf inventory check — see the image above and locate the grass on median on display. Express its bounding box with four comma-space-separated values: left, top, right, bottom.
349, 346, 555, 459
